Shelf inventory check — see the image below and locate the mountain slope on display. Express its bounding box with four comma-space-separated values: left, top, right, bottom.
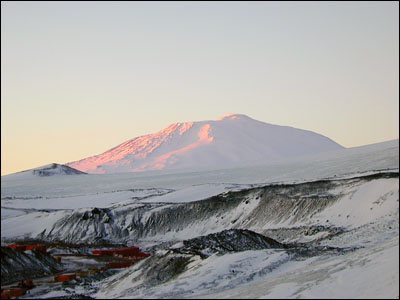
31, 163, 87, 176
66, 114, 344, 174
4, 163, 87, 179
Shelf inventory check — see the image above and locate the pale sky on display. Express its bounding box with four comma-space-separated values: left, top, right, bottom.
1, 1, 399, 175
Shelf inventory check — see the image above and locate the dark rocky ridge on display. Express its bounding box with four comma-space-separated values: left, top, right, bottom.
172, 229, 284, 258
4, 172, 397, 247
1, 247, 63, 285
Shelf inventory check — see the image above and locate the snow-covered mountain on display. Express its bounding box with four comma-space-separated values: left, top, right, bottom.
66, 113, 344, 174
32, 163, 87, 176
5, 163, 87, 179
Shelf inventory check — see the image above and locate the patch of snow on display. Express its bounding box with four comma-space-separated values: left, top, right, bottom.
202, 236, 399, 299
140, 184, 227, 203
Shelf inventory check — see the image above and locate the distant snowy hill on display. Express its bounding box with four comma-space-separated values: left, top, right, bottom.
66, 113, 344, 174
5, 163, 86, 179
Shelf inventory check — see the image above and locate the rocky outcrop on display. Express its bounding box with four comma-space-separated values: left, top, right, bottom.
1, 247, 63, 285
171, 229, 284, 258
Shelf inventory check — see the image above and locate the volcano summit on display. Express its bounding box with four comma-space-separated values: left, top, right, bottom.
66, 114, 344, 174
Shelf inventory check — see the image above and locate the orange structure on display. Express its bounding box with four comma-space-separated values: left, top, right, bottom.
9, 289, 25, 298
8, 244, 47, 253
25, 245, 47, 253
54, 274, 76, 282
93, 246, 139, 257
7, 245, 26, 252
1, 288, 26, 299
92, 246, 150, 259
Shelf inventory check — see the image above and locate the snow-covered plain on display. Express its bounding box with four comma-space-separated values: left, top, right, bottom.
1, 139, 397, 204
1, 139, 399, 299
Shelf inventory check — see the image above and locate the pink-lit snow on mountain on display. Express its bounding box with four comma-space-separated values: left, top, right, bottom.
66, 114, 344, 174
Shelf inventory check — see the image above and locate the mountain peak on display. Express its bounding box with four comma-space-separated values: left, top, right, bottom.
216, 113, 250, 121
66, 115, 344, 174
4, 163, 86, 178
32, 163, 87, 176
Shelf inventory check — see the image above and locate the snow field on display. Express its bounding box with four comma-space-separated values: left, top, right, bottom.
0, 139, 398, 299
